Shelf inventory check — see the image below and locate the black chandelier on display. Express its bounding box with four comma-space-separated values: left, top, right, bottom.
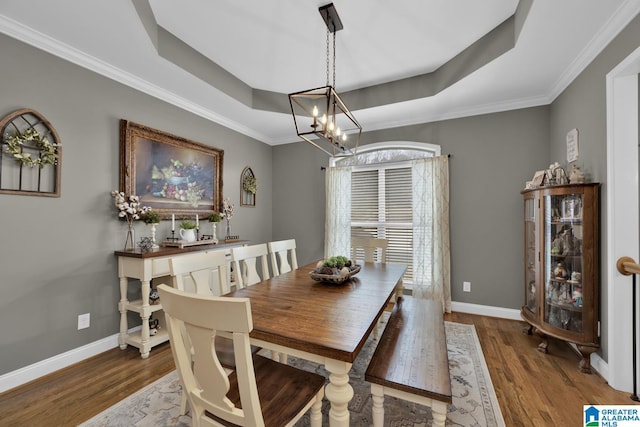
288, 3, 362, 157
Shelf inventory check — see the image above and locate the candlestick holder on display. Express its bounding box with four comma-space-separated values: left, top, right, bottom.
165, 230, 179, 242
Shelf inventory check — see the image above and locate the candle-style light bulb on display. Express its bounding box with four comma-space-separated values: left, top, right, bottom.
328, 121, 335, 132
311, 105, 319, 130
342, 133, 348, 142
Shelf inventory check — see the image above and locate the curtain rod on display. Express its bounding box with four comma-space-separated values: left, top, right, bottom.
320, 153, 451, 170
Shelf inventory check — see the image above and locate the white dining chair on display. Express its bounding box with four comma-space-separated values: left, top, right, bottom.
157, 284, 325, 427
351, 237, 388, 263
265, 239, 299, 365
169, 250, 230, 296
351, 237, 393, 339
167, 250, 259, 415
231, 243, 287, 363
268, 238, 299, 276
231, 243, 271, 288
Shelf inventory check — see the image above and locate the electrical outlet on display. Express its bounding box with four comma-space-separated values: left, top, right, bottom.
78, 313, 90, 330
463, 281, 471, 292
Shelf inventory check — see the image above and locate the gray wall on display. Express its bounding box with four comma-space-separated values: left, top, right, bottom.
548, 13, 640, 361
274, 106, 550, 309
272, 142, 328, 265
0, 33, 273, 375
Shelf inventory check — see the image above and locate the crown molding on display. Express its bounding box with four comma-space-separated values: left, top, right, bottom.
0, 14, 270, 143
356, 94, 551, 136
1, 1, 637, 147
547, 0, 640, 102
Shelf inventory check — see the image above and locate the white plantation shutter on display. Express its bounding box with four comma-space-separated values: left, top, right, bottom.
351, 166, 414, 282
351, 170, 378, 223
335, 142, 441, 289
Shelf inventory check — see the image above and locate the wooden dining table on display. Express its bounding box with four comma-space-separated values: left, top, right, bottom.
225, 260, 407, 427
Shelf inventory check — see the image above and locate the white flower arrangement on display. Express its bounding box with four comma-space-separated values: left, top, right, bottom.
110, 191, 151, 226
222, 197, 234, 221
4, 128, 60, 168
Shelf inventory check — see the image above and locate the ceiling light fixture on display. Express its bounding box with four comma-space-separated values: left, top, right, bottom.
288, 3, 361, 157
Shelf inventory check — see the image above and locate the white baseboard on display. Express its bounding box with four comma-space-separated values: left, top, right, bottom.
451, 301, 522, 321
590, 352, 608, 381
0, 331, 125, 394
568, 342, 609, 382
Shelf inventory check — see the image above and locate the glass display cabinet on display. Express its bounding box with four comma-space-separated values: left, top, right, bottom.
520, 183, 599, 373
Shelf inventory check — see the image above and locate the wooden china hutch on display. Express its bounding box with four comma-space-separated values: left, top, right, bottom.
520, 183, 599, 373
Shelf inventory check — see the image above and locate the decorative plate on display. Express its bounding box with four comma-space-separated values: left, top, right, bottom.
309, 264, 361, 285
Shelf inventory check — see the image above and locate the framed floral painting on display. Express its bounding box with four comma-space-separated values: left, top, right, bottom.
119, 120, 223, 219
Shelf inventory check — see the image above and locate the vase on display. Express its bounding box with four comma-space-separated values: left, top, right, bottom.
226, 219, 231, 239
124, 224, 135, 250
211, 222, 219, 244
180, 228, 197, 243
150, 223, 159, 248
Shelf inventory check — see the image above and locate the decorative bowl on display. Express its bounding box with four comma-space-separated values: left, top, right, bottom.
309, 264, 361, 285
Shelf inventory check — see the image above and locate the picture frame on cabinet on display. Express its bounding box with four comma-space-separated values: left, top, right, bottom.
531, 170, 545, 187
119, 120, 224, 219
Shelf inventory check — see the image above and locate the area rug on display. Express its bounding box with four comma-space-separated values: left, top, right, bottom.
79, 322, 504, 426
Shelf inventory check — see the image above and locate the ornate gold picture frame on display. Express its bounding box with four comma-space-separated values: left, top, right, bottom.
119, 120, 223, 219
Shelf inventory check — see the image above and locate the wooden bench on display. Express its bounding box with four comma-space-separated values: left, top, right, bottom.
365, 296, 452, 427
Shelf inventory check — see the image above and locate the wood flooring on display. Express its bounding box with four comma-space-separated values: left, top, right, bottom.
0, 312, 633, 426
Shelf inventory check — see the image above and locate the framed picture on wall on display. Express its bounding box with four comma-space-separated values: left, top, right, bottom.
240, 166, 256, 207
119, 120, 224, 219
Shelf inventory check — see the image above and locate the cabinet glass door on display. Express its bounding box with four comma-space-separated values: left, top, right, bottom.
544, 192, 584, 333
524, 197, 537, 315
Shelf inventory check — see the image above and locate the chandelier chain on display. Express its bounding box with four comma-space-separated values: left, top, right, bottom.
332, 30, 336, 89
326, 28, 330, 87
288, 3, 361, 157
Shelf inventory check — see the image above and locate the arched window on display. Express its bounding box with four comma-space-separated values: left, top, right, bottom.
333, 142, 441, 285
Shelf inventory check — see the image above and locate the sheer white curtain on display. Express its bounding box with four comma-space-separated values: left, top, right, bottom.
412, 156, 451, 312
324, 166, 351, 258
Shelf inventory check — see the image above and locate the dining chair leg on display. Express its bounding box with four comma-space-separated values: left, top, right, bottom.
270, 351, 288, 364
179, 389, 188, 415
309, 387, 324, 427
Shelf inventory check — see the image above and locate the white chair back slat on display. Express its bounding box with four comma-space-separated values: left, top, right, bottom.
231, 244, 270, 288
268, 239, 298, 276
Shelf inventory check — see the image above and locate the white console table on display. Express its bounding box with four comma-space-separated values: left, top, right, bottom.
115, 241, 248, 358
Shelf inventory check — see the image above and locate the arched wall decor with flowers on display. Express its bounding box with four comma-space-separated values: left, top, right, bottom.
240, 166, 256, 207
0, 108, 62, 197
